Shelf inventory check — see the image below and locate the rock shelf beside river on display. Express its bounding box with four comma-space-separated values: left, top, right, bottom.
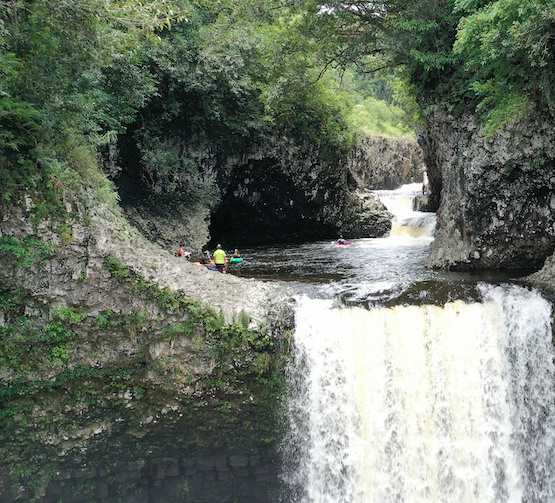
0, 201, 292, 503
1, 201, 290, 327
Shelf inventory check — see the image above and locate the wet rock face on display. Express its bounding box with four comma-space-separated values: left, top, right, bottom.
423, 107, 555, 270
211, 135, 426, 244
348, 135, 426, 190
416, 130, 442, 212
116, 135, 350, 248
16, 455, 281, 503
119, 196, 213, 257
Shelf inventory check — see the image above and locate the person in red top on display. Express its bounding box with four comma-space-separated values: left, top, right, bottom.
177, 244, 191, 260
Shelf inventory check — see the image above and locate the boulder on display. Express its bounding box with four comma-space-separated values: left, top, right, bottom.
340, 190, 393, 238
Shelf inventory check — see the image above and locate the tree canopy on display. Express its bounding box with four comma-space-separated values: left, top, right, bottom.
2, 0, 554, 216
315, 0, 555, 132
0, 0, 185, 215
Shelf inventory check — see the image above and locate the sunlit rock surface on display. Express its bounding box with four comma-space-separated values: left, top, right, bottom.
348, 135, 425, 190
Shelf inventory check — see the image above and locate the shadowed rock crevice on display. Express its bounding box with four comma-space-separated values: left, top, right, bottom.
209, 158, 341, 245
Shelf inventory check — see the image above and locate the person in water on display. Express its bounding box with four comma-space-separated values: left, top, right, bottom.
231, 249, 241, 258
337, 235, 347, 244
213, 244, 227, 273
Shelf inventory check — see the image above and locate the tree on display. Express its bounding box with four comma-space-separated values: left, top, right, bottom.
0, 0, 184, 213
120, 0, 358, 198
297, 2, 456, 71
454, 0, 555, 134
308, 0, 555, 133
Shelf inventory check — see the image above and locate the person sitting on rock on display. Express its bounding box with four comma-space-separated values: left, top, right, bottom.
213, 244, 227, 274
199, 250, 212, 264
177, 244, 191, 260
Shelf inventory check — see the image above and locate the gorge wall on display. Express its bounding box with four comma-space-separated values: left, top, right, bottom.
421, 106, 555, 272
114, 133, 425, 253
0, 200, 292, 503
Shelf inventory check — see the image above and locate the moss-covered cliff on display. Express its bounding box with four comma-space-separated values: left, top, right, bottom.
0, 197, 293, 502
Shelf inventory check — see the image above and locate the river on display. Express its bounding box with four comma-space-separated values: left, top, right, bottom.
229, 184, 555, 503
230, 184, 529, 308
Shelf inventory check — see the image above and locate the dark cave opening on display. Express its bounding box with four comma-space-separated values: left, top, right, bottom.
208, 162, 339, 247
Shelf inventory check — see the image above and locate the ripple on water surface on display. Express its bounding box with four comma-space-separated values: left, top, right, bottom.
228, 238, 533, 306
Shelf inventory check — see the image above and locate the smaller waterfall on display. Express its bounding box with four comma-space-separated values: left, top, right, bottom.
375, 183, 436, 239
283, 285, 555, 503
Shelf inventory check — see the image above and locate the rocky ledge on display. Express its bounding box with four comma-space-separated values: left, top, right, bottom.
0, 202, 288, 325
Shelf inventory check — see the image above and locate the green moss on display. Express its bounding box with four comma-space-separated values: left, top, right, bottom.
104, 254, 130, 281
0, 235, 55, 269
0, 294, 92, 385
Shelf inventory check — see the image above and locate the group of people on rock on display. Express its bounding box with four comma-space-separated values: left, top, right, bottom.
176, 243, 241, 274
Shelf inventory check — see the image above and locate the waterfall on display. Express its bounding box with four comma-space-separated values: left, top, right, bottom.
375, 183, 436, 239
283, 284, 555, 503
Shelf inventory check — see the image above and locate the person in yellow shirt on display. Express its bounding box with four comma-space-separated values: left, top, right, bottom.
213, 244, 227, 274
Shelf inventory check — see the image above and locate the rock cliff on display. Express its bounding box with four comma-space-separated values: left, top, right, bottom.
347, 135, 426, 190
422, 106, 555, 271
114, 133, 425, 251
0, 199, 292, 503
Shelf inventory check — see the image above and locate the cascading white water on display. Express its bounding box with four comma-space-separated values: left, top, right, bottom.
375, 183, 436, 239
283, 285, 555, 503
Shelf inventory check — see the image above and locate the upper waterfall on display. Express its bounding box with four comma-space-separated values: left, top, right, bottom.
374, 183, 436, 240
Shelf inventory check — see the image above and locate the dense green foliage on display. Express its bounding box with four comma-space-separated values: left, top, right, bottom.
317, 0, 555, 133
3, 0, 551, 219
1, 0, 418, 219
123, 0, 356, 198
454, 0, 555, 134
0, 0, 182, 214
